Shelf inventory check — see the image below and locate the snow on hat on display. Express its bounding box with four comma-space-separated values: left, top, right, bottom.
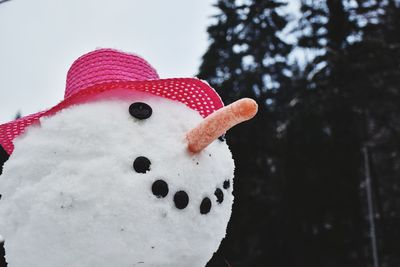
0, 48, 224, 155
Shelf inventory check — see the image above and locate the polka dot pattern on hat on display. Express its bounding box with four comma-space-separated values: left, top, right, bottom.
46, 79, 223, 119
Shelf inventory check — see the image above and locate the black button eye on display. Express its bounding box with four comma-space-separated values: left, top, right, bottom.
200, 197, 212, 214
223, 180, 231, 189
133, 156, 151, 173
152, 180, 169, 198
129, 102, 152, 120
214, 188, 224, 204
174, 191, 189, 209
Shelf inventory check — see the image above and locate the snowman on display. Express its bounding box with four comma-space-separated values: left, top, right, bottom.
0, 49, 257, 267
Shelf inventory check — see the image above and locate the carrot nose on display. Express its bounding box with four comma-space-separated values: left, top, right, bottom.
186, 98, 258, 153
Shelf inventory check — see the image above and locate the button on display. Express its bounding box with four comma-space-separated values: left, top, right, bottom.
129, 102, 152, 120
133, 156, 151, 173
214, 188, 224, 204
200, 197, 212, 214
174, 191, 189, 209
152, 180, 169, 198
223, 180, 230, 189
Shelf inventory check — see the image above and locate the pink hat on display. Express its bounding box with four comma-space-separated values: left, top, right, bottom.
0, 49, 224, 155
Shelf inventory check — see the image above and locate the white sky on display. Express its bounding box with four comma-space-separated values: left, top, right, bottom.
0, 0, 216, 123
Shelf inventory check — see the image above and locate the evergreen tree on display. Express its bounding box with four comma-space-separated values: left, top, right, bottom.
280, 0, 400, 266
201, 0, 400, 266
198, 0, 292, 266
354, 1, 400, 265
279, 1, 368, 266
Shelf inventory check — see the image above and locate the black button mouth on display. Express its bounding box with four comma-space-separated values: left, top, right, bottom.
149, 178, 231, 216
200, 197, 212, 214
152, 180, 169, 198
214, 188, 224, 204
223, 180, 230, 189
174, 191, 189, 209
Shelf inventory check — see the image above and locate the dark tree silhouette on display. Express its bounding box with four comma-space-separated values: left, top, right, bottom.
199, 0, 293, 266
200, 0, 400, 267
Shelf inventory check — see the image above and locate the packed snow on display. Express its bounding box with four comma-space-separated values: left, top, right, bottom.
0, 90, 235, 267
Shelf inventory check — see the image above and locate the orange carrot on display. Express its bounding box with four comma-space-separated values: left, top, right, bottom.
187, 98, 258, 153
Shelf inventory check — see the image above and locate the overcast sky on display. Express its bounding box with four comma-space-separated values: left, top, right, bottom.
0, 0, 216, 123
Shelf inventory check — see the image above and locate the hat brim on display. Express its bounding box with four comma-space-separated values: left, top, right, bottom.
0, 78, 223, 155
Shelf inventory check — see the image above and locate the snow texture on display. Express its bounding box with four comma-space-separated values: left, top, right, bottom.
0, 90, 235, 267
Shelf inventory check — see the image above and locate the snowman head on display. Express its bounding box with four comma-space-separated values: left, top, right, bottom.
0, 49, 257, 266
